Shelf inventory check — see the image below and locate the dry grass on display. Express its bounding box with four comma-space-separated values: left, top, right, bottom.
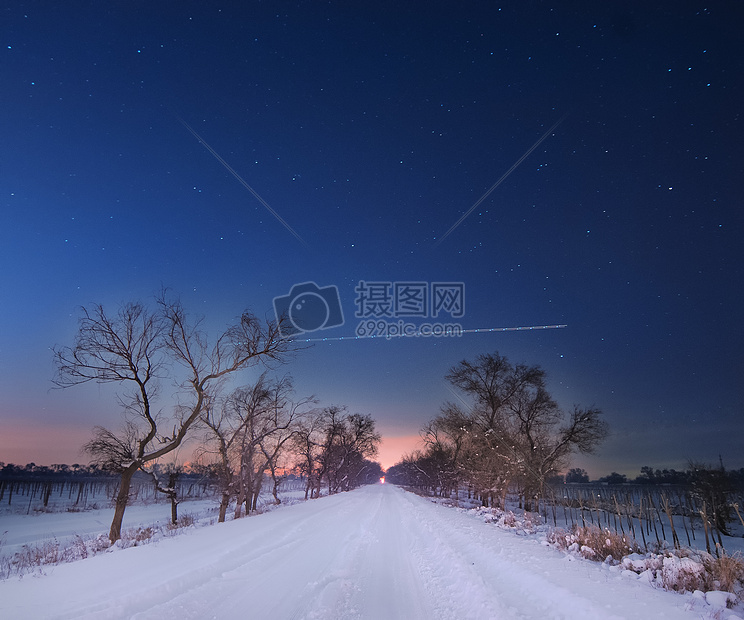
651, 549, 744, 595
547, 525, 640, 562
548, 525, 744, 597
166, 512, 196, 530
127, 526, 155, 545
0, 514, 199, 580
705, 549, 744, 594
659, 553, 709, 592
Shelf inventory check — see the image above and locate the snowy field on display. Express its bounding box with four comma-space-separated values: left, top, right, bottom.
1, 483, 739, 619
0, 485, 307, 558
0, 497, 219, 556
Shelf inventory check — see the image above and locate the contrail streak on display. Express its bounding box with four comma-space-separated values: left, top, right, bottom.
434, 114, 568, 247
290, 323, 567, 343
178, 117, 310, 250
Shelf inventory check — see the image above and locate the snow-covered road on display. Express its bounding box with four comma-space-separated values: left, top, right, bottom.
1, 484, 703, 619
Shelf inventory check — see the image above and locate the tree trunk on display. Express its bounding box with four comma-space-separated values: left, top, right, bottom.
250, 475, 264, 512
218, 493, 230, 523
110, 463, 139, 543
171, 496, 178, 524
234, 475, 246, 519
272, 478, 281, 504
168, 472, 179, 524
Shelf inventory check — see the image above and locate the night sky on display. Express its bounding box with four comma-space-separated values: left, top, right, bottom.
1, 2, 742, 476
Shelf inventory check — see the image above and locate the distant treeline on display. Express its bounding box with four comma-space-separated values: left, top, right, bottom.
0, 462, 221, 512
0, 462, 217, 480
558, 466, 744, 487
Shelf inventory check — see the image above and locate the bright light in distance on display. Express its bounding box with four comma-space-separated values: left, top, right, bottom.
379, 476, 385, 484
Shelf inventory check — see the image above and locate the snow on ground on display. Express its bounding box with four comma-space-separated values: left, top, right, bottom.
0, 481, 308, 558
0, 499, 218, 557
1, 483, 735, 620
444, 490, 744, 558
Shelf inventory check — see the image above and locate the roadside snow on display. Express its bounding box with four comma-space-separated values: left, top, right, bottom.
0, 499, 219, 557
0, 484, 733, 619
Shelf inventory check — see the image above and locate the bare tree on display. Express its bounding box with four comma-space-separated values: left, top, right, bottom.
53, 294, 290, 542
291, 411, 326, 499
288, 406, 382, 498
444, 352, 608, 509
316, 407, 381, 494
144, 462, 182, 524
332, 413, 381, 492
259, 379, 314, 504
200, 374, 313, 521
199, 376, 270, 522
421, 405, 470, 497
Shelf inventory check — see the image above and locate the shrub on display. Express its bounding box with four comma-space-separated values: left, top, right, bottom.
660, 554, 709, 592
132, 527, 154, 544
618, 549, 743, 598
165, 513, 196, 532
705, 550, 744, 594
548, 525, 639, 562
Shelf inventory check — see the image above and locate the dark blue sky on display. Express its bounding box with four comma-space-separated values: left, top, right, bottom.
1, 1, 742, 474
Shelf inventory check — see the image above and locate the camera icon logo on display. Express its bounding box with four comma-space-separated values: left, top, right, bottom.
273, 281, 345, 337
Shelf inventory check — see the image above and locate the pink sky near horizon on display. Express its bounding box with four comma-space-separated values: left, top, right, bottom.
0, 423, 683, 480
0, 420, 422, 473
0, 422, 92, 467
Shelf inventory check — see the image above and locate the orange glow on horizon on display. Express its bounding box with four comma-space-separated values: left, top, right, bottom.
377, 434, 422, 471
